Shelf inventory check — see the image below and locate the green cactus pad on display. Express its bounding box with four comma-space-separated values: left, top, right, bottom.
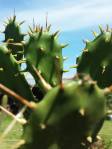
25, 26, 65, 89
19, 78, 105, 149
77, 27, 112, 88
3, 15, 25, 61
0, 44, 34, 102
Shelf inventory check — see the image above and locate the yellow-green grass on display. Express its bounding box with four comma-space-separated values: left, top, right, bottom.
0, 112, 112, 149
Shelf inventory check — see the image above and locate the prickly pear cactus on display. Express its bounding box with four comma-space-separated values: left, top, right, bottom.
0, 44, 34, 102
19, 77, 105, 149
77, 26, 112, 88
3, 15, 25, 61
24, 26, 66, 90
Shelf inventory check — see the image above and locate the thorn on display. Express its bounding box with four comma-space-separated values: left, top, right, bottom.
83, 49, 88, 52
47, 24, 51, 31
96, 135, 102, 140
0, 68, 4, 71
53, 30, 60, 37
13, 8, 16, 19
55, 55, 60, 59
83, 39, 90, 44
40, 123, 46, 130
63, 69, 69, 73
7, 38, 14, 43
17, 51, 24, 54
7, 42, 24, 47
61, 44, 68, 48
92, 31, 98, 37
102, 65, 106, 74
29, 25, 33, 33
70, 65, 78, 69
40, 27, 43, 33
79, 108, 85, 116
63, 56, 68, 61
99, 25, 104, 33
3, 21, 8, 25
45, 12, 48, 29
32, 65, 52, 92
33, 18, 35, 30
0, 83, 36, 109
17, 59, 26, 64
38, 27, 43, 37
19, 20, 25, 26
86, 136, 92, 143
106, 24, 110, 32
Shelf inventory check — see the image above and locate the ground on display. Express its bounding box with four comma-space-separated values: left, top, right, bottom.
0, 112, 112, 149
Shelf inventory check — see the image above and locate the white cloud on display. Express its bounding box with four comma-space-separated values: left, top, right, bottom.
16, 0, 112, 31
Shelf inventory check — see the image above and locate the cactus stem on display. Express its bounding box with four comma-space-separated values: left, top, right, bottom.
0, 84, 36, 109
32, 65, 52, 91
99, 25, 104, 33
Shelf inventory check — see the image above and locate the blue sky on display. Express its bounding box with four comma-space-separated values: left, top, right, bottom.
0, 0, 112, 79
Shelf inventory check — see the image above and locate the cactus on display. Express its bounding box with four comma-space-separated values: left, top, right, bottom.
0, 44, 34, 102
0, 16, 110, 149
77, 26, 112, 88
3, 15, 25, 61
19, 77, 105, 149
24, 25, 67, 92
